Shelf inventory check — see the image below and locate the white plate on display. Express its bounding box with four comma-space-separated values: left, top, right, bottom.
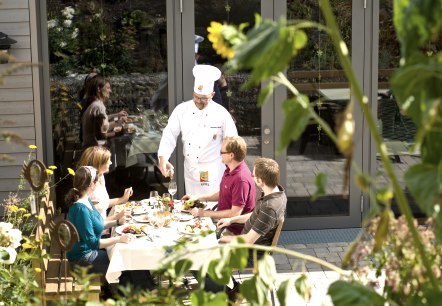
175, 212, 193, 222
115, 224, 147, 236
178, 222, 215, 235
132, 206, 148, 215
133, 215, 150, 223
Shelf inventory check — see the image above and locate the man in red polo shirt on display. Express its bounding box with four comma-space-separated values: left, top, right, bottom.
184, 136, 256, 235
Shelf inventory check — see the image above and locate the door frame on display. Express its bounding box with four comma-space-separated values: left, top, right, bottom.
273, 0, 367, 230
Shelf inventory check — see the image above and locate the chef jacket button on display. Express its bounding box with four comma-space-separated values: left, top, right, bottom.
187, 154, 189, 156
197, 157, 199, 159
189, 143, 191, 145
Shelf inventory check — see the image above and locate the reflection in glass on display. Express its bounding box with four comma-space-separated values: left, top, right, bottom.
376, 0, 424, 217
47, 1, 168, 203
195, 0, 262, 170
285, 0, 352, 218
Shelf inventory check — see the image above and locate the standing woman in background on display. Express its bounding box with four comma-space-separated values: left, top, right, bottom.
80, 74, 126, 149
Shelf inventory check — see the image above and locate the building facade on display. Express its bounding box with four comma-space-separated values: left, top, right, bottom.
0, 1, 424, 229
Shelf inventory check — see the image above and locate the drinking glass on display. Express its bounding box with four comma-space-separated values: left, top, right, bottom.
168, 180, 177, 200
149, 191, 159, 207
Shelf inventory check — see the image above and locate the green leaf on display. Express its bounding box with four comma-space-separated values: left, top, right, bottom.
294, 274, 311, 301
173, 259, 192, 279
422, 124, 442, 165
241, 275, 269, 306
311, 173, 328, 201
206, 248, 232, 285
276, 277, 295, 306
190, 289, 228, 306
404, 163, 440, 215
373, 209, 391, 252
228, 18, 308, 88
257, 82, 275, 107
277, 96, 311, 153
257, 254, 277, 286
405, 288, 442, 306
390, 60, 442, 126
328, 280, 386, 306
229, 245, 249, 270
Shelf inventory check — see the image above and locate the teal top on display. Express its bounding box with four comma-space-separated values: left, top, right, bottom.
67, 199, 104, 262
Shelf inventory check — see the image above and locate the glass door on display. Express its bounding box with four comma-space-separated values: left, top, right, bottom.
372, 0, 424, 218
274, 0, 364, 229
45, 1, 170, 208
180, 0, 262, 186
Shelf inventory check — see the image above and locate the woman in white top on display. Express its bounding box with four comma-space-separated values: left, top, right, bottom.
77, 146, 133, 221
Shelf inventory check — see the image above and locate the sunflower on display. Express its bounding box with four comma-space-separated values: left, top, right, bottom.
207, 22, 235, 59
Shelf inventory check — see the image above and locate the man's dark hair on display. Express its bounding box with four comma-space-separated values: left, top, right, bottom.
254, 158, 280, 188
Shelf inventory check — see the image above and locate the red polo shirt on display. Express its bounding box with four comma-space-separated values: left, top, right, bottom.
218, 161, 256, 234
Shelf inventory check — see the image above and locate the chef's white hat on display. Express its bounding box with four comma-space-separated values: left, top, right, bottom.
193, 65, 221, 95
195, 35, 204, 53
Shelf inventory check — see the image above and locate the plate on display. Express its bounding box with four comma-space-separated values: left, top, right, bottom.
126, 116, 140, 123
132, 206, 148, 215
175, 212, 193, 222
133, 215, 150, 223
179, 222, 215, 235
182, 200, 207, 210
115, 224, 147, 236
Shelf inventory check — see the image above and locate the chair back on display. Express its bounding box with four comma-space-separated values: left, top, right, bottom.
270, 220, 284, 247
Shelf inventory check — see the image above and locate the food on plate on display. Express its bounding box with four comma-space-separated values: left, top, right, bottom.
183, 199, 206, 210
151, 211, 172, 227
114, 126, 122, 133
121, 225, 147, 235
125, 116, 139, 123
183, 220, 213, 234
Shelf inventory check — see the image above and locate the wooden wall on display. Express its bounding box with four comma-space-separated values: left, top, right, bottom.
0, 0, 40, 207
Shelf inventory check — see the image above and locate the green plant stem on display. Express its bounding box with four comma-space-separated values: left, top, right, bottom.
274, 72, 338, 144
319, 0, 439, 289
164, 243, 352, 278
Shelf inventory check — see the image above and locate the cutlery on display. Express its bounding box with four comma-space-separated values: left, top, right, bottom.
141, 229, 153, 241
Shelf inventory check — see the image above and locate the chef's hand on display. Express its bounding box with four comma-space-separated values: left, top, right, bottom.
159, 159, 174, 177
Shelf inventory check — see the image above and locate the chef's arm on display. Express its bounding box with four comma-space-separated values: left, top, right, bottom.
158, 156, 174, 177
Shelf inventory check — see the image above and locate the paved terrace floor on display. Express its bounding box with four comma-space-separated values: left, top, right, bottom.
236, 228, 361, 306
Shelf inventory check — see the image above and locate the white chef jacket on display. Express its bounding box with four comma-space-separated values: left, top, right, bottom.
158, 100, 238, 195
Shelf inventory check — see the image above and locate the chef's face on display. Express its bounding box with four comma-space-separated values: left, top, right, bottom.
193, 92, 214, 110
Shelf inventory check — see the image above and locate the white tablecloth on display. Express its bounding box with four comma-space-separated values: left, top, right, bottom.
105, 216, 219, 284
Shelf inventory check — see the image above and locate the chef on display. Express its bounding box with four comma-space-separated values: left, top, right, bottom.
157, 65, 238, 195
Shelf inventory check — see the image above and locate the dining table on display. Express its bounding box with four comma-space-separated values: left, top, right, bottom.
105, 201, 219, 284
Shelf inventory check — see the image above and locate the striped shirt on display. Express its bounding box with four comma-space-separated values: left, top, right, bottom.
242, 185, 287, 247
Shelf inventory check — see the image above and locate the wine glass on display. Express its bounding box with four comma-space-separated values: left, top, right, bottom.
168, 180, 177, 200
149, 190, 159, 208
